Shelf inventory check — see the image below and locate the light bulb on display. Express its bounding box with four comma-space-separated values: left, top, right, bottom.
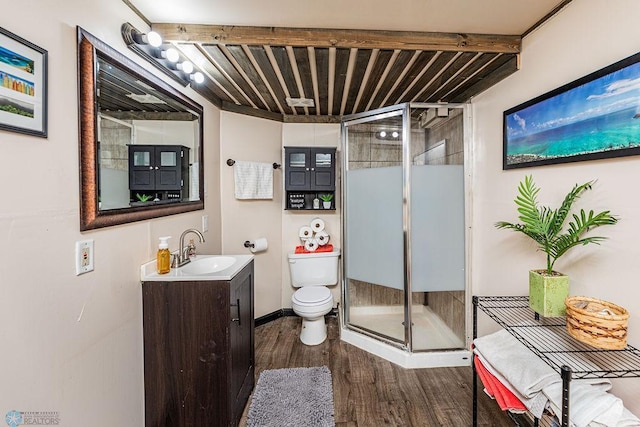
392, 131, 399, 138
163, 47, 179, 63
379, 131, 387, 138
190, 72, 205, 84
144, 31, 162, 48
178, 61, 194, 74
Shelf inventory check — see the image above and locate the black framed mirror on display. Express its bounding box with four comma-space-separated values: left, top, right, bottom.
77, 27, 204, 231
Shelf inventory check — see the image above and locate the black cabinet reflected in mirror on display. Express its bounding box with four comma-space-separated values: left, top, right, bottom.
78, 27, 204, 231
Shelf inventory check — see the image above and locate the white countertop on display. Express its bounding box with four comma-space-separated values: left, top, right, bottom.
141, 254, 254, 282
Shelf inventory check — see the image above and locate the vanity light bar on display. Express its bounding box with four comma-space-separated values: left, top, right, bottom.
121, 22, 204, 88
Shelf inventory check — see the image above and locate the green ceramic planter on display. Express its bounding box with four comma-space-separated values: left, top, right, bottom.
529, 270, 569, 317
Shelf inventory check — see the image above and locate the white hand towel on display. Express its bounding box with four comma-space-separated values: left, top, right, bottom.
234, 161, 273, 199
189, 162, 199, 201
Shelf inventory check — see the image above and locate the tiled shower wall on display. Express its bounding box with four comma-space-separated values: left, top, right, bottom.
100, 117, 130, 171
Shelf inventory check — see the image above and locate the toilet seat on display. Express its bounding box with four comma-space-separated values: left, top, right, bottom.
292, 286, 332, 306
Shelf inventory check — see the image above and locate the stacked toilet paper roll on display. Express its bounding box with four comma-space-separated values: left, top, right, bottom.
298, 217, 330, 252
310, 217, 325, 232
304, 238, 318, 252
315, 230, 330, 245
298, 226, 313, 239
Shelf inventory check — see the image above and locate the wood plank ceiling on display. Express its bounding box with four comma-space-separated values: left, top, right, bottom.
152, 24, 522, 122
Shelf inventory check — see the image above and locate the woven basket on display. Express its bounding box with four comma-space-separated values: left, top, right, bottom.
565, 296, 629, 350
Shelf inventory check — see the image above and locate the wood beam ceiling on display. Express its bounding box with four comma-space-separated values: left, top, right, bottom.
153, 24, 521, 54
148, 24, 521, 121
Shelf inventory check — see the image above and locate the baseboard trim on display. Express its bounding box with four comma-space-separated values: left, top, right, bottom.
255, 309, 295, 327
255, 307, 338, 327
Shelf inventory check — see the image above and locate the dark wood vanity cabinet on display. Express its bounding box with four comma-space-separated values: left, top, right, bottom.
142, 261, 254, 427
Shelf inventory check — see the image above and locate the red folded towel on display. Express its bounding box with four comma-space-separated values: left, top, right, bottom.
474, 355, 526, 413
294, 244, 334, 254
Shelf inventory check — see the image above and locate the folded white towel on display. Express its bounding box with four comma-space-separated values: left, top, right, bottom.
474, 330, 639, 426
543, 381, 622, 427
593, 408, 640, 427
474, 350, 533, 408
474, 330, 560, 417
474, 346, 549, 417
234, 161, 273, 199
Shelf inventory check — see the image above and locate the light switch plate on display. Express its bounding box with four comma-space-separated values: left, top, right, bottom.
75, 239, 94, 275
202, 215, 209, 232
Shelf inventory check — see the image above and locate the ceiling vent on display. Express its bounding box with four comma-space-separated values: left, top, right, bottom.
286, 97, 315, 107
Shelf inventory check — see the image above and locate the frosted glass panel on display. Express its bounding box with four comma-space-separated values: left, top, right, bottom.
133, 151, 150, 166
346, 166, 404, 290
315, 153, 332, 167
160, 151, 177, 166
410, 165, 464, 292
290, 153, 305, 167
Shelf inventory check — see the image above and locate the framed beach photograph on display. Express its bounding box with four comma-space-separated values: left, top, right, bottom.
503, 51, 640, 169
0, 27, 48, 138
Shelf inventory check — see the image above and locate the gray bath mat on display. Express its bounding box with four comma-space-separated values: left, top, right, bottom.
247, 366, 335, 427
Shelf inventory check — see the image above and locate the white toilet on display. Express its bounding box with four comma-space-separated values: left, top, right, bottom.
288, 249, 340, 345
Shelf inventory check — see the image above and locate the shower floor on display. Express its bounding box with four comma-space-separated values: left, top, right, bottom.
348, 304, 464, 351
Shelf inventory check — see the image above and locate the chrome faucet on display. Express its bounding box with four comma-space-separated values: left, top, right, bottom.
176, 228, 205, 268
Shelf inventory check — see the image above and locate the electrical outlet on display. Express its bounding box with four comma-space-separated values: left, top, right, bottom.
75, 240, 94, 275
202, 215, 208, 232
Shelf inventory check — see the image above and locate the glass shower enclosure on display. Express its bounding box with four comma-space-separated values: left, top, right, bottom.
341, 103, 467, 356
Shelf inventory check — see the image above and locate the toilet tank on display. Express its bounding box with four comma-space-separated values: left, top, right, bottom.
288, 250, 340, 287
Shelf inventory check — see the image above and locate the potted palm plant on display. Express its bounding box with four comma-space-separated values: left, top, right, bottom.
495, 175, 618, 317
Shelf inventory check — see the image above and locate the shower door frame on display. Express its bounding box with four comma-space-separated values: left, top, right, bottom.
340, 102, 472, 353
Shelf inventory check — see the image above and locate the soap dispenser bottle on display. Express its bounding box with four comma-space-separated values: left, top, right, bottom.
157, 236, 171, 274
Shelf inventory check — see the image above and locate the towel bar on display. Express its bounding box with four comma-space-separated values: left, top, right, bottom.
227, 158, 281, 169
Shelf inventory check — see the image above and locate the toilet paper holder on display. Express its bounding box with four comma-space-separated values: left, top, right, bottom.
244, 237, 268, 253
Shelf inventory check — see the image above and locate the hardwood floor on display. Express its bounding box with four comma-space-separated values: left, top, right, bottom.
239, 316, 514, 426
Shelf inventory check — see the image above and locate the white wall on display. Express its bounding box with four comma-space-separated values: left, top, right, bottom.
219, 115, 342, 316
0, 1, 222, 425
220, 111, 284, 318
471, 0, 640, 413
281, 123, 341, 308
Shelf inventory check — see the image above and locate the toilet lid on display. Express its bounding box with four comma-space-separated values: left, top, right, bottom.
293, 286, 332, 306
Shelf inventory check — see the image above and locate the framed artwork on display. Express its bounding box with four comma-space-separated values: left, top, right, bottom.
503, 51, 640, 169
0, 27, 48, 138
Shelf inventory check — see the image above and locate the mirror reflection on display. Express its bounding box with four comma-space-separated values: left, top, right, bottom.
97, 55, 200, 211
77, 27, 204, 231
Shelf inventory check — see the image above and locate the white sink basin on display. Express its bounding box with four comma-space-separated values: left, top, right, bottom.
180, 256, 236, 275
140, 254, 254, 281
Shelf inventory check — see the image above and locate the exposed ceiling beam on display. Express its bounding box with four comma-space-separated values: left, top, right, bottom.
152, 24, 521, 54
